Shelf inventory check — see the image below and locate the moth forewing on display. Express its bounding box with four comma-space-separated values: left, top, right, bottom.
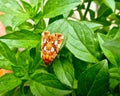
41, 31, 64, 65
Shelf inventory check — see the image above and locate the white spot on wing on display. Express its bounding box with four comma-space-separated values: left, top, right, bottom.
57, 44, 60, 48
43, 39, 47, 43
43, 46, 46, 51
51, 47, 54, 52
54, 41, 58, 45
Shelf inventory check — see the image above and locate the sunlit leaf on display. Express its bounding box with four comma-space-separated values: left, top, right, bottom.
0, 30, 40, 48
97, 33, 117, 66
43, 0, 81, 18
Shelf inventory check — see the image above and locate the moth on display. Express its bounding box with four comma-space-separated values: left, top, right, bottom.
41, 31, 64, 65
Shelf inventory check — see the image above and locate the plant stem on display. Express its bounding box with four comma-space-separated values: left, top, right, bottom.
83, 0, 92, 20
20, 81, 25, 96
77, 5, 83, 20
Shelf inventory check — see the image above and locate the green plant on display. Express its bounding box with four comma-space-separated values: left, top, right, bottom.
0, 0, 120, 96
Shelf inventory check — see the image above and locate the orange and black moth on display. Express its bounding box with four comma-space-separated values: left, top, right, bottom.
41, 31, 64, 65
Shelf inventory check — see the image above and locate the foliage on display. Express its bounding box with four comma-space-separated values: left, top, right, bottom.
0, 0, 120, 96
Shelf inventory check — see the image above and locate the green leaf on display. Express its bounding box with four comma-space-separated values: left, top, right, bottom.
103, 0, 115, 12
30, 0, 39, 7
107, 27, 119, 38
30, 73, 72, 96
13, 49, 33, 77
82, 21, 103, 31
97, 33, 117, 66
18, 22, 33, 31
0, 14, 13, 27
72, 56, 88, 79
0, 0, 23, 27
0, 41, 16, 69
0, 74, 21, 95
45, 19, 68, 36
116, 2, 120, 10
103, 38, 120, 55
0, 30, 40, 48
53, 59, 74, 87
46, 19, 99, 63
20, 0, 32, 13
0, 0, 21, 15
2, 86, 33, 96
66, 20, 99, 63
112, 28, 120, 39
29, 0, 42, 13
97, 3, 112, 18
43, 0, 81, 18
34, 18, 46, 33
109, 78, 119, 90
12, 13, 29, 29
20, 0, 38, 18
109, 67, 120, 80
1, 89, 16, 96
78, 60, 109, 96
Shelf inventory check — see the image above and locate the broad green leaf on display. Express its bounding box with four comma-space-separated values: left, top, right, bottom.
46, 19, 99, 63
0, 14, 13, 27
0, 41, 16, 69
103, 35, 120, 66
67, 20, 99, 63
103, 0, 115, 12
0, 74, 21, 95
103, 38, 120, 55
0, 0, 23, 27
53, 59, 74, 87
43, 0, 81, 18
12, 13, 29, 29
82, 21, 103, 31
45, 19, 69, 36
78, 60, 109, 96
97, 33, 117, 65
0, 30, 40, 48
0, 0, 21, 15
30, 73, 72, 96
